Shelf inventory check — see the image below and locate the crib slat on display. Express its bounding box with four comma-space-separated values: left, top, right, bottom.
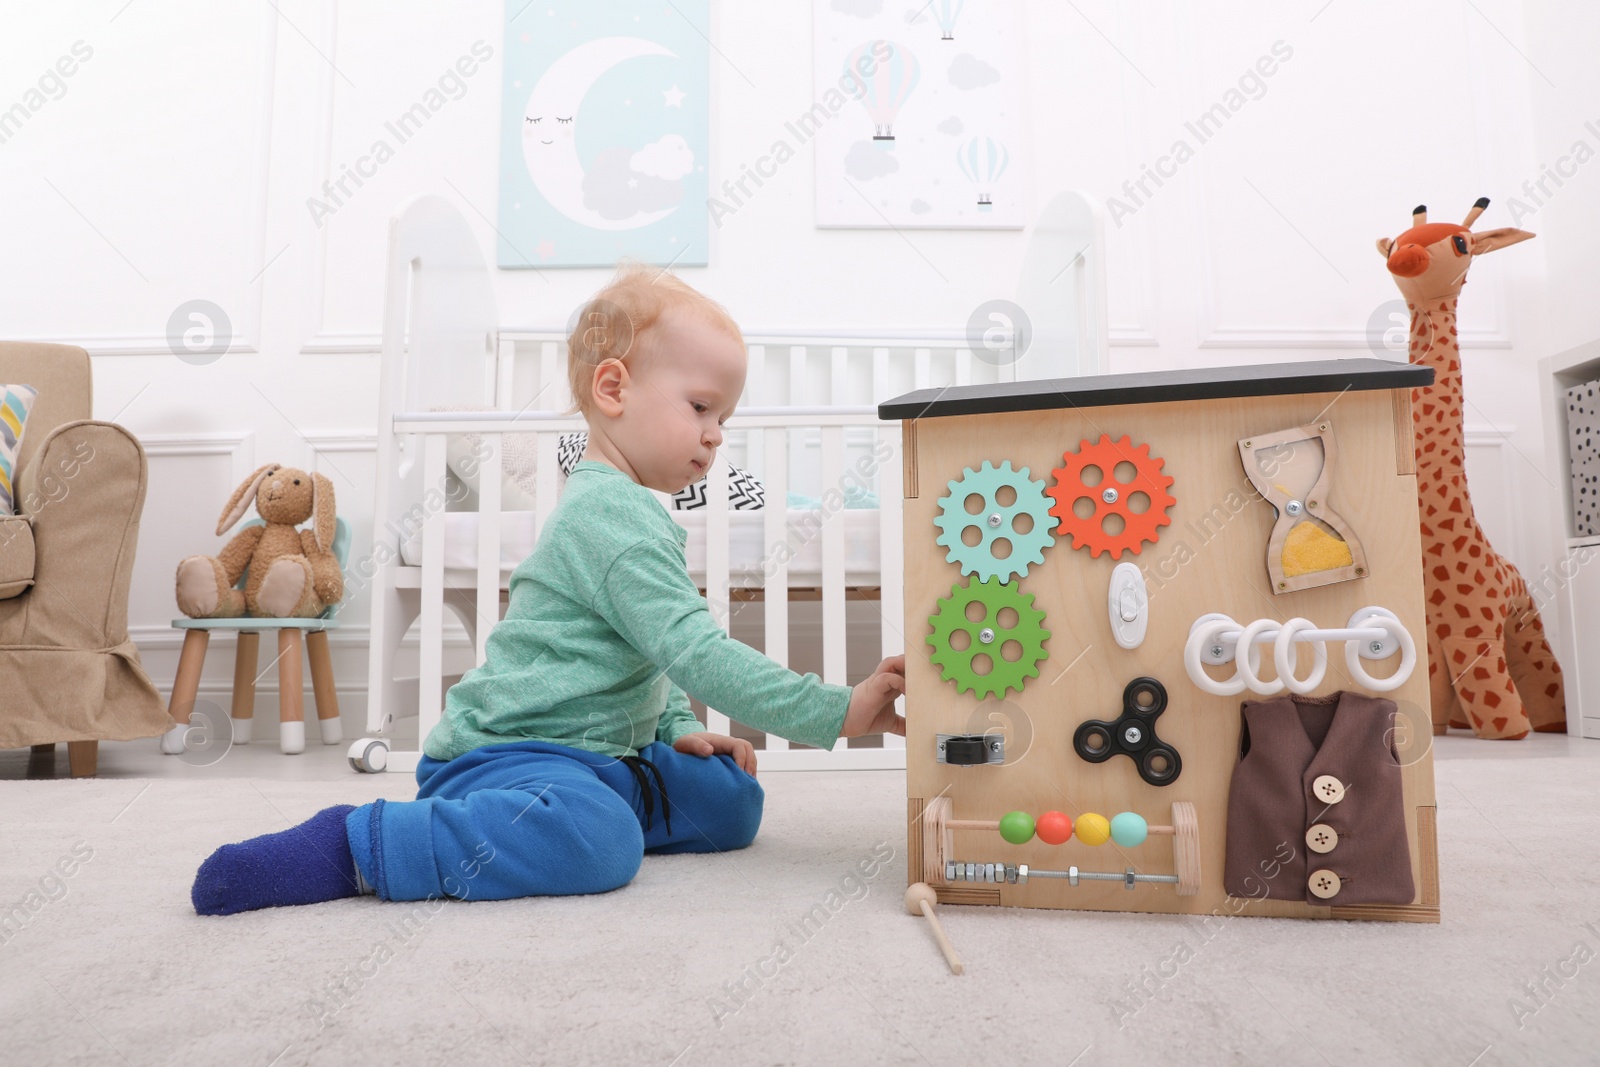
762, 425, 789, 753
914, 347, 932, 390
820, 425, 847, 751
494, 335, 516, 407
419, 433, 448, 750
955, 345, 971, 387
746, 344, 766, 477
877, 421, 905, 750
830, 346, 848, 405
535, 430, 560, 539
539, 340, 566, 412
704, 453, 731, 736
475, 432, 502, 667
788, 345, 807, 407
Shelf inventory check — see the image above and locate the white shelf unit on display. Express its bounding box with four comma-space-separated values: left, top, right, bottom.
1539, 338, 1600, 739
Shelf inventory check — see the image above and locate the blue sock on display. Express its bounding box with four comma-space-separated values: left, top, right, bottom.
192, 804, 369, 915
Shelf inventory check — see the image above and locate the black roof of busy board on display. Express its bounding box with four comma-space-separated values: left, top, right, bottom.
876, 358, 1434, 422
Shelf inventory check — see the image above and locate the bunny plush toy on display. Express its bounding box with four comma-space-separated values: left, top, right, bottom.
176, 464, 343, 619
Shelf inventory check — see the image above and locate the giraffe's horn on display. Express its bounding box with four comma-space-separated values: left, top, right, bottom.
1412, 204, 1428, 226
1463, 196, 1490, 227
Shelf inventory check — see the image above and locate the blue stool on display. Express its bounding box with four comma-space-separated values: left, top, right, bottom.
162, 517, 351, 755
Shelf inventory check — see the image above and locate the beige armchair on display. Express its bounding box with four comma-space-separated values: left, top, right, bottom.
0, 341, 171, 775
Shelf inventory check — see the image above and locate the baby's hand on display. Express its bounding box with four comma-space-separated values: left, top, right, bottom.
673, 731, 758, 778
842, 655, 907, 739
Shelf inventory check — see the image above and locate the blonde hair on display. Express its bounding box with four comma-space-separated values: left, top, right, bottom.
565, 260, 744, 417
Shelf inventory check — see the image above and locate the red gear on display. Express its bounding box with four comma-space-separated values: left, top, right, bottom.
1046, 434, 1175, 558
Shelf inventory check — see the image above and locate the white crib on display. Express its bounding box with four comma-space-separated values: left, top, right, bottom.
350, 192, 1108, 773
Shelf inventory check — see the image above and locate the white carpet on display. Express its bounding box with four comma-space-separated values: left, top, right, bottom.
2, 744, 1599, 1067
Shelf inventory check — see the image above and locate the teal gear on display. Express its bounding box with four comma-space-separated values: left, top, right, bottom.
927, 577, 1050, 698
935, 460, 1059, 583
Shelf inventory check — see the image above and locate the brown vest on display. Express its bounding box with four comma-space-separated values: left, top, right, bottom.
1224, 691, 1415, 906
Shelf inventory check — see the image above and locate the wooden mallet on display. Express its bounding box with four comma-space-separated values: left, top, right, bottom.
905, 882, 963, 975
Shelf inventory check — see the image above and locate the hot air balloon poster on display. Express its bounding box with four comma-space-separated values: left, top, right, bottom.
495, 2, 709, 268
812, 1, 1026, 229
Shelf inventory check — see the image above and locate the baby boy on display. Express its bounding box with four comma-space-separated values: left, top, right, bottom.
191, 264, 906, 913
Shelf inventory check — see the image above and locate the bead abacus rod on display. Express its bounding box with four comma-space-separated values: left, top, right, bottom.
947, 818, 1177, 836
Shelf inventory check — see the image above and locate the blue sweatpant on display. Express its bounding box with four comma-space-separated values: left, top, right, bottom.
344, 740, 764, 902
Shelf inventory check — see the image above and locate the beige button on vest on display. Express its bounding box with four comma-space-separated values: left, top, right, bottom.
1224, 691, 1415, 905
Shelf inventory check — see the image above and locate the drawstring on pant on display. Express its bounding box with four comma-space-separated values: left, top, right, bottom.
620, 755, 672, 836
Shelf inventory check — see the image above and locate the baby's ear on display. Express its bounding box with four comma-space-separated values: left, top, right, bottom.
590, 357, 629, 417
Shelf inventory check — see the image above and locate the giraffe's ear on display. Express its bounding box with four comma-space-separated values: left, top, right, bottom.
1469, 227, 1534, 255
1375, 237, 1394, 258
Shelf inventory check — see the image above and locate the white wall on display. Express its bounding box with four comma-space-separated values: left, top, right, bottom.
1, 0, 1589, 730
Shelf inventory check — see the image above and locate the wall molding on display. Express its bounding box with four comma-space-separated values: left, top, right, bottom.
20, 7, 279, 357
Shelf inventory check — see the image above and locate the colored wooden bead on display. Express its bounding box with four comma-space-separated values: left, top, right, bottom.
999, 810, 1036, 844
1036, 810, 1073, 845
1110, 811, 1149, 848
1076, 812, 1111, 845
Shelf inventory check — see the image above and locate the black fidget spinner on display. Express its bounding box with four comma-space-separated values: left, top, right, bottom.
1073, 676, 1182, 786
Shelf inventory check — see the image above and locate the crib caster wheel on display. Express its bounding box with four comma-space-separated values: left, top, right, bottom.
348, 739, 389, 773
159, 722, 188, 755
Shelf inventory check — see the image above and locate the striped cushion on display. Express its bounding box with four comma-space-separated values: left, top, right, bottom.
0, 384, 39, 514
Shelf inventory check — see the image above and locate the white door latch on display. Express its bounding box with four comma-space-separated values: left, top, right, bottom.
1107, 561, 1148, 649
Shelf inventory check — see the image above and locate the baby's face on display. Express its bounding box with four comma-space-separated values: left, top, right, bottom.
614, 307, 746, 495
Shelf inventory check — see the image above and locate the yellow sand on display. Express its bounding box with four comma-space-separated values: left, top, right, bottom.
1282, 520, 1353, 576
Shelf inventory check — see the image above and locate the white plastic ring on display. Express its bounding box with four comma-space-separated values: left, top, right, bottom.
1343, 613, 1417, 692
1184, 616, 1249, 696
1273, 617, 1328, 695
1235, 618, 1286, 695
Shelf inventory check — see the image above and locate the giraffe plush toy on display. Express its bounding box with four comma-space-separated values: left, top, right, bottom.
1377, 198, 1566, 740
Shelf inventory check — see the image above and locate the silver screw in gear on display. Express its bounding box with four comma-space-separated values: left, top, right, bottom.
1124, 725, 1142, 744
1370, 641, 1384, 654
1102, 487, 1118, 504
1210, 645, 1224, 658
1286, 499, 1303, 515
979, 627, 995, 644
987, 513, 1003, 528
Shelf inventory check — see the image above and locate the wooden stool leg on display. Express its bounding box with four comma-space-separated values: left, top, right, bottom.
231, 632, 260, 744
67, 740, 98, 778
169, 630, 210, 724
30, 744, 53, 755
305, 629, 342, 745
277, 629, 305, 754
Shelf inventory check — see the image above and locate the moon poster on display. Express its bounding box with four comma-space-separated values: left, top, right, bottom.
496, 2, 709, 268
812, 1, 1026, 229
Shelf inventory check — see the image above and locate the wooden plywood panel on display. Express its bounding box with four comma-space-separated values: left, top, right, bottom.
903, 388, 1438, 922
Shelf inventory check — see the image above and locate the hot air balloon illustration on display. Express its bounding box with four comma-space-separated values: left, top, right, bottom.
846, 40, 920, 146
957, 135, 1010, 210
934, 0, 964, 40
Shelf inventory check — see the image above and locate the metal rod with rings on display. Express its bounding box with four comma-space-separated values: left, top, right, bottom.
1183, 606, 1417, 697
943, 861, 1182, 888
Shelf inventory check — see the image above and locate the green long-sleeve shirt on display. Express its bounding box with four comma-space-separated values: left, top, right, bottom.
422, 460, 852, 761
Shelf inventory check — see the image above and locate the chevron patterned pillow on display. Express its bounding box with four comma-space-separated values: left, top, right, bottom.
555, 430, 765, 510
0, 384, 38, 514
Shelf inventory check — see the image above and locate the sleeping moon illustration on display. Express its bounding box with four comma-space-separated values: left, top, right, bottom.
523, 36, 682, 231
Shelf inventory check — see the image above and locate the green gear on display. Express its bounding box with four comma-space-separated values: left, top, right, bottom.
934, 460, 1059, 583
928, 577, 1051, 698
